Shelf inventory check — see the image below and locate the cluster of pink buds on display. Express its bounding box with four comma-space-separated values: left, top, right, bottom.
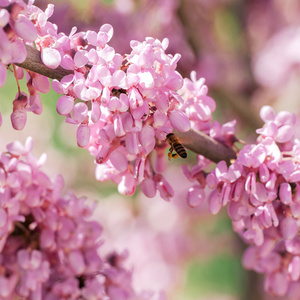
47, 27, 193, 198
0, 1, 51, 130
2, 0, 239, 201
0, 1, 36, 88
0, 137, 164, 300
1, 0, 232, 199
190, 105, 300, 297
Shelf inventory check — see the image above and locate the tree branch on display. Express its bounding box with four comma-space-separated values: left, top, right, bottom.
174, 129, 236, 164
15, 44, 73, 80
15, 44, 237, 164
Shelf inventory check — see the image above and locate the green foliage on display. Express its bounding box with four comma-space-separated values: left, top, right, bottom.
175, 254, 245, 300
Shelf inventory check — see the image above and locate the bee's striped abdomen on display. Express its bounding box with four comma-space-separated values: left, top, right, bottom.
166, 133, 187, 160
173, 142, 187, 158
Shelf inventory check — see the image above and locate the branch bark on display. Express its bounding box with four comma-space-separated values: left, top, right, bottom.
15, 44, 237, 164
174, 129, 236, 164
15, 45, 73, 80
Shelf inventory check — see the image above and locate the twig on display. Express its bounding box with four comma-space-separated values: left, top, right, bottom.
174, 129, 236, 164
15, 44, 73, 80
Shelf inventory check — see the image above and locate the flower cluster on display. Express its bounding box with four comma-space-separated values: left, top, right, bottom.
189, 106, 300, 297
0, 1, 36, 87
0, 137, 164, 300
0, 1, 51, 130
0, 0, 233, 200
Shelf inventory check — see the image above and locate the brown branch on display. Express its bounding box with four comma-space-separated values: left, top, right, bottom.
15, 44, 73, 80
14, 44, 237, 164
174, 129, 236, 164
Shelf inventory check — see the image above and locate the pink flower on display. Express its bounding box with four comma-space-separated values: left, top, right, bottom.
56, 95, 74, 115
194, 104, 300, 298
141, 177, 157, 198
0, 136, 158, 299
154, 174, 174, 201
238, 144, 267, 169
10, 92, 28, 130
77, 124, 90, 147
187, 185, 205, 208
12, 14, 37, 42
279, 182, 292, 205
264, 271, 289, 297
118, 172, 136, 195
257, 106, 296, 143
169, 109, 191, 132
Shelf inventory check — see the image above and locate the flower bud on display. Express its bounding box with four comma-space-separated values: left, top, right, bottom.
169, 110, 191, 132
187, 186, 205, 208
56, 96, 74, 115
76, 124, 90, 148
11, 110, 27, 130
41, 47, 61, 69
118, 173, 136, 195
141, 177, 156, 198
279, 182, 292, 205
109, 149, 128, 172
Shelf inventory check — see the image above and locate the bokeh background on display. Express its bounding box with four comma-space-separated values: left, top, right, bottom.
2, 0, 300, 299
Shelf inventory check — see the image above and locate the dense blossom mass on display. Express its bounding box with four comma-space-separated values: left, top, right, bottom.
0, 137, 165, 300
0, 0, 225, 200
187, 106, 300, 297
2, 0, 300, 299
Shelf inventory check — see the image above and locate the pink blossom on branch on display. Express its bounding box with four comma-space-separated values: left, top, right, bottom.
36, 19, 215, 197
0, 1, 236, 200
190, 106, 300, 298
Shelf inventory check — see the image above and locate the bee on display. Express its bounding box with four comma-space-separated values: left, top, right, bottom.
111, 88, 127, 98
166, 133, 187, 160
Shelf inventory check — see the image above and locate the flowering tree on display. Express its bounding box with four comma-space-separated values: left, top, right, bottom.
1, 0, 300, 299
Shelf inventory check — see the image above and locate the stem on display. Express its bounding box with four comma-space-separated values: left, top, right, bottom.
15, 44, 73, 80
174, 129, 236, 164
15, 44, 237, 164
12, 64, 21, 95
